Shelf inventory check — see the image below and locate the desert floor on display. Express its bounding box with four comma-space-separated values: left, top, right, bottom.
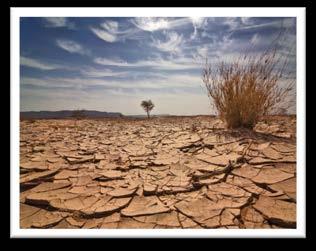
19, 116, 296, 229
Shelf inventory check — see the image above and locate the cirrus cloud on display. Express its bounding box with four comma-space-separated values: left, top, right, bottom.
20, 56, 60, 70
56, 39, 90, 55
91, 27, 117, 43
150, 31, 183, 54
132, 17, 170, 32
42, 17, 75, 29
94, 56, 200, 71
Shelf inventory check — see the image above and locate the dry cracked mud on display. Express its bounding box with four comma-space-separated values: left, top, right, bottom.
19, 116, 296, 229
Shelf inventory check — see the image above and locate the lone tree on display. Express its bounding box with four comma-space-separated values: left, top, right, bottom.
71, 109, 86, 120
141, 100, 155, 118
202, 34, 294, 129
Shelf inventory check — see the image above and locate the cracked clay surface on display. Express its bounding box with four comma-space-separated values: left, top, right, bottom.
20, 116, 296, 229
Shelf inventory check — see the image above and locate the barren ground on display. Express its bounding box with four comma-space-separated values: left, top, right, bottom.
20, 116, 296, 229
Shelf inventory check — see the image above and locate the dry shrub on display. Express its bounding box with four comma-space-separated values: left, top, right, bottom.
191, 122, 200, 132
202, 38, 294, 129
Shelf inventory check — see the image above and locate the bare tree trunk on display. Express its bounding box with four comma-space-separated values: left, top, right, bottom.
147, 111, 150, 119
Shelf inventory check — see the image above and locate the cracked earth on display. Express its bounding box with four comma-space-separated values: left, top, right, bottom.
20, 116, 296, 229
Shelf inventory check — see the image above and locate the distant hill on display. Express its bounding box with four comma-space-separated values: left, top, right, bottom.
20, 110, 123, 119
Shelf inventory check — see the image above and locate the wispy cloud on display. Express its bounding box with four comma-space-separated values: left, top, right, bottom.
42, 17, 75, 29
132, 16, 209, 41
21, 72, 202, 90
56, 39, 90, 55
93, 57, 130, 67
195, 45, 209, 59
91, 27, 117, 43
228, 18, 295, 33
20, 56, 60, 70
91, 20, 143, 43
91, 17, 193, 44
21, 77, 73, 88
132, 17, 170, 32
100, 20, 119, 33
151, 31, 183, 54
80, 67, 129, 78
250, 33, 260, 45
223, 17, 242, 30
190, 17, 208, 40
94, 56, 200, 71
132, 17, 194, 32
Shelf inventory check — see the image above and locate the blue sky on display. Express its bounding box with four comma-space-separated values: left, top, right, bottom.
20, 17, 296, 115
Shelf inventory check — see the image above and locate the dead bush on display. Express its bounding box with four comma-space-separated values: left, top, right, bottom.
202, 39, 294, 129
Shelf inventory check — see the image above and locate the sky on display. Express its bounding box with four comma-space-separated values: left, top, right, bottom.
20, 17, 296, 115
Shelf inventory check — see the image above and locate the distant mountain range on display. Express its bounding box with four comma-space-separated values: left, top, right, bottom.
20, 110, 123, 119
